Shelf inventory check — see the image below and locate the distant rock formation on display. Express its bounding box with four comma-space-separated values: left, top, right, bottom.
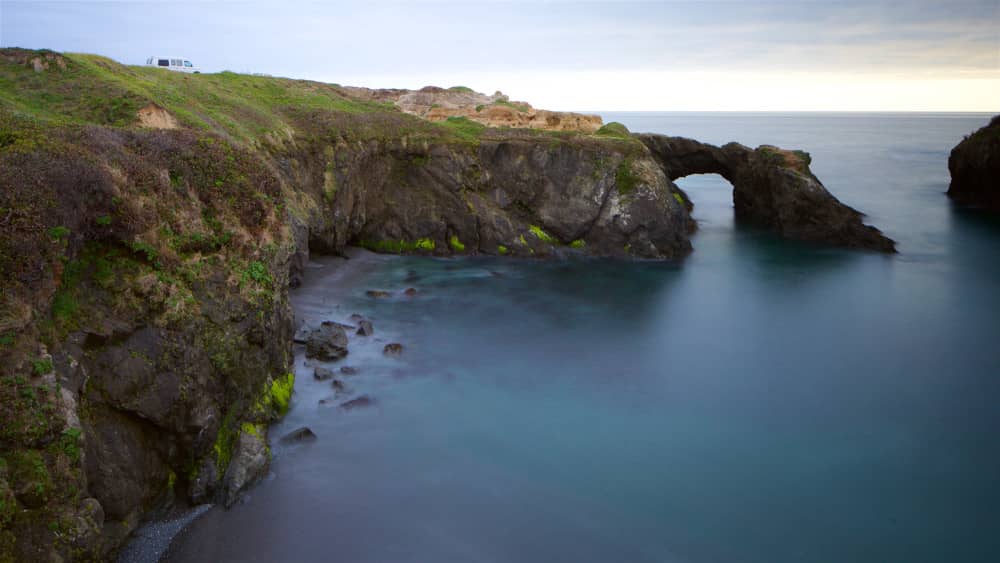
948, 115, 1000, 211
637, 134, 896, 252
342, 85, 603, 132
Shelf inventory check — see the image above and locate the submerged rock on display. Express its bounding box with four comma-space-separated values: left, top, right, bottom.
339, 395, 376, 410
404, 287, 418, 296
279, 427, 317, 444
383, 343, 404, 357
339, 366, 359, 376
304, 322, 349, 361
331, 379, 348, 393
948, 115, 1000, 211
366, 290, 391, 298
313, 367, 336, 381
356, 320, 374, 336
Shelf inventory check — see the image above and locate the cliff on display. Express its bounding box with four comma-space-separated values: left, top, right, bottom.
0, 48, 892, 561
948, 115, 1000, 211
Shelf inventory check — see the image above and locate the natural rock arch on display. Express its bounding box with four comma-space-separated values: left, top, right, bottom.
636, 134, 896, 252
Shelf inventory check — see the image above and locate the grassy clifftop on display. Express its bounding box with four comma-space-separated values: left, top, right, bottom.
0, 49, 541, 146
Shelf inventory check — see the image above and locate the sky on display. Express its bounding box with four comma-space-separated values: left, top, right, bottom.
1, 0, 998, 111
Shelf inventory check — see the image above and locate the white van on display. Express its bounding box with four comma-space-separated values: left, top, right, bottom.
146, 57, 199, 73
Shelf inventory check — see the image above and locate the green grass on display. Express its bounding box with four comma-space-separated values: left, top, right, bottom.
492, 100, 529, 113
439, 116, 486, 142
31, 358, 52, 375
448, 86, 474, 93
595, 122, 630, 138
0, 49, 396, 143
240, 261, 272, 287
615, 157, 640, 195
46, 226, 69, 241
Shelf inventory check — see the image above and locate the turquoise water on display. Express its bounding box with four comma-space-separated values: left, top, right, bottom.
165, 113, 1000, 563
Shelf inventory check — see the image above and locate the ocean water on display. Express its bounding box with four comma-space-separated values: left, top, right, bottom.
163, 113, 1000, 563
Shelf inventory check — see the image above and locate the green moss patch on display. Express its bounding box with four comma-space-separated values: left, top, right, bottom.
615, 157, 640, 195
528, 225, 557, 244
359, 237, 435, 253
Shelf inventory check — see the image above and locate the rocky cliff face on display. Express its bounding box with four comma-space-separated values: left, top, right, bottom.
948, 115, 1000, 211
0, 49, 894, 561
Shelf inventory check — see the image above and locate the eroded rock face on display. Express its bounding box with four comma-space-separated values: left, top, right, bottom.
948, 115, 1000, 211
289, 133, 693, 261
637, 134, 896, 252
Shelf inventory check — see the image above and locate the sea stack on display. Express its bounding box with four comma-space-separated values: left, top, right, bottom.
948, 115, 1000, 211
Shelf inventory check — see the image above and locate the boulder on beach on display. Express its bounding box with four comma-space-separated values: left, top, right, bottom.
304, 321, 349, 361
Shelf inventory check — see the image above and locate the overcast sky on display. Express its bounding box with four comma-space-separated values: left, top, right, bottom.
2, 0, 998, 111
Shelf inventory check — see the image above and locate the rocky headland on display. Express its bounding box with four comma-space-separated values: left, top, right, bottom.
0, 48, 893, 561
342, 85, 604, 132
948, 115, 1000, 211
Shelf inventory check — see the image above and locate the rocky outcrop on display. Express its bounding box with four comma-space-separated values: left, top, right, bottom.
948, 115, 1000, 211
303, 322, 349, 361
342, 85, 603, 132
637, 134, 896, 252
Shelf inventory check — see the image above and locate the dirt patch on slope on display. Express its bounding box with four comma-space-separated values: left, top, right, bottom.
137, 103, 180, 129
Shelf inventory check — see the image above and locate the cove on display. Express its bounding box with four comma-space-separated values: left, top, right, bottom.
162, 112, 1000, 563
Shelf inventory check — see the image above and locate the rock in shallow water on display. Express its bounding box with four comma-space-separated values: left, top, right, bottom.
313, 367, 335, 381
304, 321, 348, 361
356, 320, 374, 336
383, 343, 404, 357
339, 366, 359, 375
339, 395, 375, 410
279, 427, 317, 444
366, 290, 391, 298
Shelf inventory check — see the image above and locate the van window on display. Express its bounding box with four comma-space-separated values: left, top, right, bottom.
171, 59, 181, 66
158, 59, 169, 67
147, 57, 152, 65
184, 61, 193, 67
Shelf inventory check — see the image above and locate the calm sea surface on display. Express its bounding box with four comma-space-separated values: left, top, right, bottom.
164, 113, 1000, 563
